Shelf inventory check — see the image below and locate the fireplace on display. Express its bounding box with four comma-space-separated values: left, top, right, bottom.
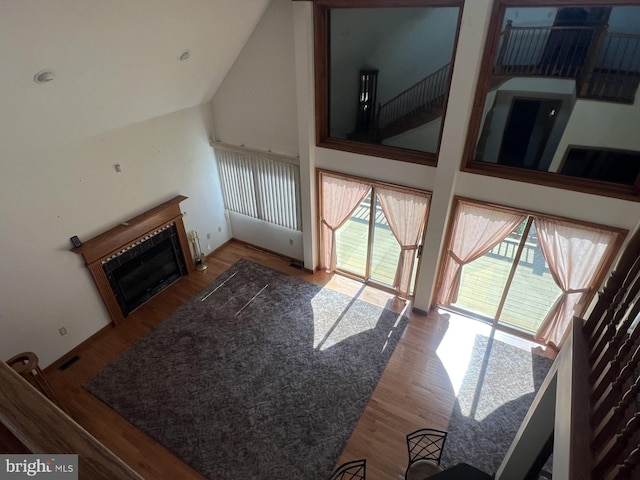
72, 196, 194, 325
103, 224, 187, 316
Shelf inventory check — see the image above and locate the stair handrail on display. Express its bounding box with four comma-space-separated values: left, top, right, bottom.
0, 361, 142, 479
376, 62, 452, 132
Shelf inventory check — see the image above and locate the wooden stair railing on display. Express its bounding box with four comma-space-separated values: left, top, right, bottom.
578, 226, 640, 480
0, 361, 142, 480
375, 62, 451, 141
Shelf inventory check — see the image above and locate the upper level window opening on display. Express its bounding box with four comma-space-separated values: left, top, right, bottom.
462, 1, 640, 201
314, 0, 464, 166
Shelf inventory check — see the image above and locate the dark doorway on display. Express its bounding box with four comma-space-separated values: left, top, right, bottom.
498, 98, 562, 169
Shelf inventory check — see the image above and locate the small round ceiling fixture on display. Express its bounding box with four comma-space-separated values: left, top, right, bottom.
178, 50, 191, 62
33, 69, 55, 84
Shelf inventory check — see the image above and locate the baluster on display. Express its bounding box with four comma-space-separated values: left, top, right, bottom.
591, 287, 640, 388
609, 444, 640, 480
588, 266, 638, 362
590, 258, 640, 368
592, 378, 640, 452
592, 341, 640, 427
587, 238, 640, 351
593, 412, 640, 478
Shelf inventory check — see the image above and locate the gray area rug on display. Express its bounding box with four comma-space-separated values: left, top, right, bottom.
441, 335, 553, 475
85, 259, 408, 479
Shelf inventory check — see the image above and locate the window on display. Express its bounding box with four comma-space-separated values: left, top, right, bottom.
462, 1, 640, 201
436, 198, 624, 347
314, 0, 463, 165
318, 170, 431, 297
214, 143, 301, 231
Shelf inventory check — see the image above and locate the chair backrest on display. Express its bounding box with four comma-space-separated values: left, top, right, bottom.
406, 428, 448, 465
330, 459, 366, 480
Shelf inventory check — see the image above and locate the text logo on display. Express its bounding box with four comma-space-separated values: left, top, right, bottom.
0, 455, 77, 480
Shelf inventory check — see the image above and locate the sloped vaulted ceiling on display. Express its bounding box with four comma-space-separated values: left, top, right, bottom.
0, 0, 270, 150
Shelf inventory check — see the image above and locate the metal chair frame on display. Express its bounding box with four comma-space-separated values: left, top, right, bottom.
330, 458, 366, 480
405, 428, 448, 476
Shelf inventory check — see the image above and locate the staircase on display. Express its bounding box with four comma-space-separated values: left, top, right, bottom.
375, 63, 452, 141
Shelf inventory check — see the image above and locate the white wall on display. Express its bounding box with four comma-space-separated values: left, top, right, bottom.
228, 212, 303, 260
383, 117, 443, 153
0, 105, 229, 367
549, 95, 640, 172
210, 0, 298, 157
209, 0, 300, 258
456, 172, 640, 231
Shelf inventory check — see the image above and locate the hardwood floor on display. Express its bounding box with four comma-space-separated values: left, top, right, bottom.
43, 239, 550, 479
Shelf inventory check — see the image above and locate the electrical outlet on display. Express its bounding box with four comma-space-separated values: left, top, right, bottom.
217, 226, 222, 233
206, 233, 211, 240
58, 327, 67, 336
289, 239, 294, 245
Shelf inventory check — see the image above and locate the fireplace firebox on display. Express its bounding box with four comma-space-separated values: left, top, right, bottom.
103, 224, 187, 316
71, 196, 194, 325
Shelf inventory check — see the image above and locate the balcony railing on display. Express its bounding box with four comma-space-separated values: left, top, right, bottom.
494, 21, 640, 103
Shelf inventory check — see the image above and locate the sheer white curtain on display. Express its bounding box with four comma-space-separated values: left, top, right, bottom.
376, 187, 431, 297
438, 201, 526, 306
319, 173, 370, 272
534, 218, 619, 348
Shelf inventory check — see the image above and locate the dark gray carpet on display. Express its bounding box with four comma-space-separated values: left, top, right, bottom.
85, 259, 408, 479
441, 335, 553, 475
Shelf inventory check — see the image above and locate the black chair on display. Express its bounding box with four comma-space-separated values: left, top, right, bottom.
330, 459, 366, 480
405, 428, 447, 480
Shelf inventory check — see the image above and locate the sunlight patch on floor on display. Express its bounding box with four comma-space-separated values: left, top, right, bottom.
310, 285, 407, 351
436, 318, 477, 396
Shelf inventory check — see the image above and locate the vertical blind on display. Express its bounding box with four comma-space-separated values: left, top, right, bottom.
213, 142, 302, 231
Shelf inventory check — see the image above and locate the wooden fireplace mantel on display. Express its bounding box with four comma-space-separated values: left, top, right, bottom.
72, 195, 194, 325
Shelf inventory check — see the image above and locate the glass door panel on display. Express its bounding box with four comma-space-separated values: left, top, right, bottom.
369, 196, 401, 287
499, 222, 563, 334
335, 191, 371, 278
453, 220, 527, 319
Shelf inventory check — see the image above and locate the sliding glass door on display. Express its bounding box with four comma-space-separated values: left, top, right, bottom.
320, 170, 430, 298
453, 217, 562, 334
335, 191, 371, 278
439, 199, 622, 346
335, 192, 405, 288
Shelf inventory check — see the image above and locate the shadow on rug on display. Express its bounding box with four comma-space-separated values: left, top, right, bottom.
440, 334, 553, 475
85, 259, 409, 479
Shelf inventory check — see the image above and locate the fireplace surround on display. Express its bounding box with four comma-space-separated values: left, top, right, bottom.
72, 195, 193, 325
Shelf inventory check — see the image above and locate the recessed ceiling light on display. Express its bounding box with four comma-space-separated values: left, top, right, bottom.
178, 50, 191, 61
33, 69, 55, 84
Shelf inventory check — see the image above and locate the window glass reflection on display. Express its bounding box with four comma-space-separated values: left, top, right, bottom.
328, 6, 460, 154
474, 5, 640, 187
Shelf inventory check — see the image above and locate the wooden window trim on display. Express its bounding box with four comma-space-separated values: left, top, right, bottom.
313, 0, 464, 166
461, 0, 640, 202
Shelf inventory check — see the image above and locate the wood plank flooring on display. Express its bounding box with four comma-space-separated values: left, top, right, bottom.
42, 239, 551, 479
